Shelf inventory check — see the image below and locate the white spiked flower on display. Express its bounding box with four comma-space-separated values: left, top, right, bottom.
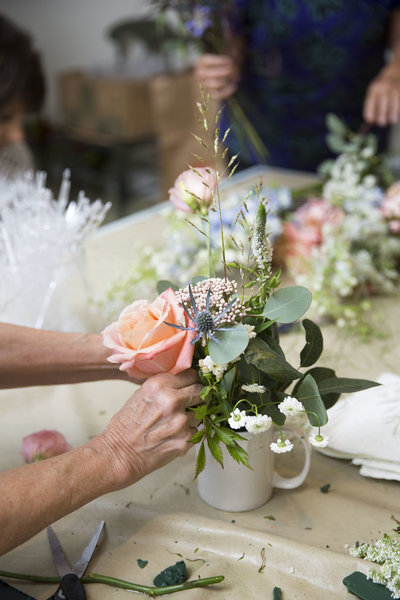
241, 383, 266, 394
251, 201, 273, 270
278, 396, 305, 416
228, 408, 247, 430
309, 432, 329, 448
245, 414, 272, 434
270, 438, 294, 453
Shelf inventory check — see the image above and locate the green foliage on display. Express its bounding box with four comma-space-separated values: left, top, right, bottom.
245, 338, 302, 383
263, 286, 312, 323
300, 319, 323, 367
294, 374, 328, 427
209, 324, 249, 364
157, 280, 179, 294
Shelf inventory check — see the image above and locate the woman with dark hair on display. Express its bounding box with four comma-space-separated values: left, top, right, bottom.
0, 14, 46, 177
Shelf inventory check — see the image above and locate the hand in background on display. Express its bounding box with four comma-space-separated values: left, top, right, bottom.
194, 54, 240, 100
364, 62, 400, 126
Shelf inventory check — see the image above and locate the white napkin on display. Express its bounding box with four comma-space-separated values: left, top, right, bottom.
316, 372, 400, 481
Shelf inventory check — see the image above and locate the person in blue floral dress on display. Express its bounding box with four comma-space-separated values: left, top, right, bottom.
195, 0, 400, 171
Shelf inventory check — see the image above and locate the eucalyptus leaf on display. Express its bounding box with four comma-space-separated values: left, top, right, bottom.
190, 275, 208, 286
317, 377, 379, 395
326, 133, 347, 153
326, 113, 348, 137
157, 280, 179, 294
209, 324, 249, 364
263, 286, 312, 323
245, 338, 302, 383
303, 366, 339, 409
295, 374, 328, 427
220, 367, 236, 395
300, 319, 323, 367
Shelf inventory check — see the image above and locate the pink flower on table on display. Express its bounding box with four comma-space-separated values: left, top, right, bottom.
22, 430, 72, 463
381, 182, 400, 233
102, 288, 195, 380
294, 198, 344, 242
168, 167, 217, 214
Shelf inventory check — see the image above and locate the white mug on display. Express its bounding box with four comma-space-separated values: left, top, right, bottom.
197, 425, 311, 512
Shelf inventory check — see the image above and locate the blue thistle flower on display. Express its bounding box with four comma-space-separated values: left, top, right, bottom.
165, 284, 238, 344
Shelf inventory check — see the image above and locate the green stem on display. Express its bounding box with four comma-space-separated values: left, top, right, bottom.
206, 216, 215, 278
228, 98, 269, 163
0, 570, 224, 597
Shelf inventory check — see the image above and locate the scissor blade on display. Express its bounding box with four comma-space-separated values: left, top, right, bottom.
72, 520, 105, 579
46, 526, 72, 578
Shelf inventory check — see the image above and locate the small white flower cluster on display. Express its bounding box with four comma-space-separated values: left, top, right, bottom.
228, 409, 272, 434
176, 278, 246, 326
350, 535, 400, 599
244, 324, 257, 339
198, 355, 227, 379
278, 396, 305, 416
308, 431, 329, 448
241, 383, 266, 393
270, 438, 294, 454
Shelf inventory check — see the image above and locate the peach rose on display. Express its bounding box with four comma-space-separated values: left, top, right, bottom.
22, 430, 72, 463
168, 167, 217, 214
102, 288, 195, 379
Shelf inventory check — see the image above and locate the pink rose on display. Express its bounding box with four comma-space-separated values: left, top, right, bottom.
102, 288, 195, 380
294, 198, 344, 241
22, 430, 72, 463
381, 182, 400, 233
168, 168, 217, 214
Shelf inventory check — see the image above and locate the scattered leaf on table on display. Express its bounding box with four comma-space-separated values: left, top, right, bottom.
153, 560, 188, 587
137, 559, 148, 569
320, 483, 331, 494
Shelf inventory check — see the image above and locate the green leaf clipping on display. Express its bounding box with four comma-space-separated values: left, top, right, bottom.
300, 319, 323, 367
153, 561, 187, 587
263, 286, 312, 323
245, 338, 302, 383
295, 374, 328, 427
209, 324, 249, 364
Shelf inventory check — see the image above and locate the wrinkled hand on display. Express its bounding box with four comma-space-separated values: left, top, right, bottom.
90, 370, 203, 489
194, 54, 240, 100
364, 63, 400, 126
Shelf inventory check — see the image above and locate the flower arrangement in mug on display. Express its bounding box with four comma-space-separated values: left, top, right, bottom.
102, 101, 378, 474
275, 115, 400, 336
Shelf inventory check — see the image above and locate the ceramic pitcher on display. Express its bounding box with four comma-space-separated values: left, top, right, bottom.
197, 425, 311, 512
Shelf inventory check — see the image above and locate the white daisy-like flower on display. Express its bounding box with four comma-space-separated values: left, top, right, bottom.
309, 432, 329, 448
244, 324, 257, 339
270, 438, 294, 453
278, 396, 305, 416
228, 408, 247, 430
245, 414, 272, 434
241, 383, 266, 394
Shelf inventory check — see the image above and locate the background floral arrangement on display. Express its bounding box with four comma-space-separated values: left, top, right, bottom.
101, 100, 377, 474
276, 115, 400, 335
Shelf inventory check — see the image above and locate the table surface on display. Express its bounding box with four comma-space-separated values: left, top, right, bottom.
1, 166, 399, 600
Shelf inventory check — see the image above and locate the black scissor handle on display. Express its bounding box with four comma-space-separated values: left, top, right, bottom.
47, 573, 86, 600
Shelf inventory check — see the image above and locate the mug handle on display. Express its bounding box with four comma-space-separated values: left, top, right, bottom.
272, 424, 311, 490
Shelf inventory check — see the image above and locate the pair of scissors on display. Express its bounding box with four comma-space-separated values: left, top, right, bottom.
46, 520, 105, 600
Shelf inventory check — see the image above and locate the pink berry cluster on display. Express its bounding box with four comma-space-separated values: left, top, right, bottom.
176, 278, 246, 326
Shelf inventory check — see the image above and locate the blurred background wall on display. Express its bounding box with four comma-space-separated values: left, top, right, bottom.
0, 0, 206, 220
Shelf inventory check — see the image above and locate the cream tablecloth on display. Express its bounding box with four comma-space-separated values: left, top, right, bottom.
1, 167, 399, 599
